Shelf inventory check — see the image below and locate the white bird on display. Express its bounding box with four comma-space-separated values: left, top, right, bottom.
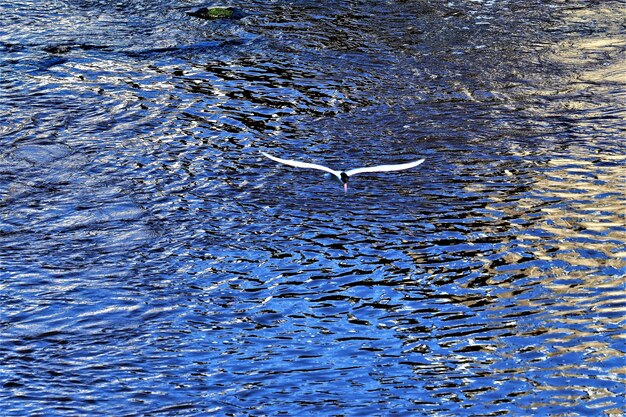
261, 151, 425, 191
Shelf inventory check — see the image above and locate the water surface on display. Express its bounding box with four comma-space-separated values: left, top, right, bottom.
1, 0, 625, 415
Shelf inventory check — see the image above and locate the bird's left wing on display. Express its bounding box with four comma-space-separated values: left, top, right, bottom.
346, 158, 425, 176
261, 152, 341, 179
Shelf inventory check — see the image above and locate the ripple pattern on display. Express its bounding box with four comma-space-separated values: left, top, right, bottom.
1, 0, 625, 416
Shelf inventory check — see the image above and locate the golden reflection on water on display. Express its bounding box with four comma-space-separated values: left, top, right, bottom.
526, 155, 625, 275
471, 5, 626, 398
480, 149, 626, 403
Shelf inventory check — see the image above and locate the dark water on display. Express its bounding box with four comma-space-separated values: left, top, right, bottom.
1, 0, 625, 415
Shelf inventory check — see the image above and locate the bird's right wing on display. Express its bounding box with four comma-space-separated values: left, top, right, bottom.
346, 158, 425, 176
261, 152, 341, 179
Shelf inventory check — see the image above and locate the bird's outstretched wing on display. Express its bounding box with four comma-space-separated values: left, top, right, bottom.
262, 152, 341, 180
346, 159, 425, 177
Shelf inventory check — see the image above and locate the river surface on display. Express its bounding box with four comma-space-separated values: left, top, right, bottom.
1, 0, 625, 415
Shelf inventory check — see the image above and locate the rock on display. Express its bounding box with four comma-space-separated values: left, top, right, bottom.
43, 44, 72, 54
187, 6, 246, 20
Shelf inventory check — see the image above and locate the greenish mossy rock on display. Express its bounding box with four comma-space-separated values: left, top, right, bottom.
187, 6, 246, 20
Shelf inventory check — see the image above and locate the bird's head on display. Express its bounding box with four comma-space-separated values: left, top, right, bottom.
340, 172, 349, 192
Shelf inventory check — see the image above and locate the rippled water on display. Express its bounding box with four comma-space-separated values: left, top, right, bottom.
1, 0, 625, 415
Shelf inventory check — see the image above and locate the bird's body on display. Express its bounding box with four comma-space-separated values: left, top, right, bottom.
261, 151, 425, 191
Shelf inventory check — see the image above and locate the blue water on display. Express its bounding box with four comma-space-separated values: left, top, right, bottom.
1, 0, 625, 415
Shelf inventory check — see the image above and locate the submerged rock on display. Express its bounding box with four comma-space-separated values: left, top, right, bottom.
42, 43, 110, 54
187, 6, 246, 20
